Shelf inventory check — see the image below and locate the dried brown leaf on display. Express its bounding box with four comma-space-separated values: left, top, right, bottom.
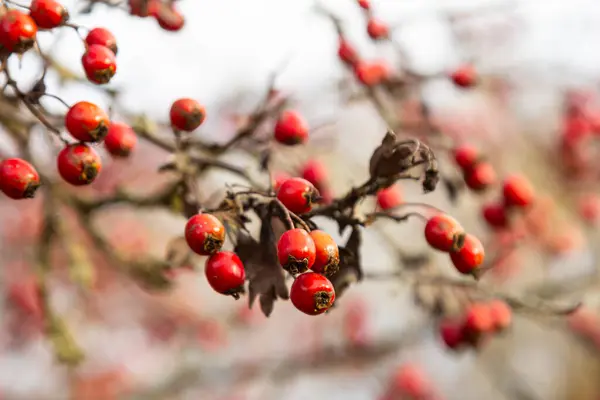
368, 131, 419, 179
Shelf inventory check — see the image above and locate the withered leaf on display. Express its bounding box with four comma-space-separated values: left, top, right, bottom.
165, 235, 193, 268
329, 227, 363, 302
369, 131, 419, 179
212, 208, 250, 240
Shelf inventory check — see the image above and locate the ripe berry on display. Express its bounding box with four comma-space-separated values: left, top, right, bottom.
450, 64, 477, 88
482, 202, 508, 229
338, 39, 359, 66
579, 194, 600, 225
29, 0, 69, 29
309, 230, 339, 276
274, 110, 309, 145
57, 143, 102, 186
82, 44, 117, 85
424, 214, 465, 252
453, 144, 480, 169
205, 251, 245, 297
463, 162, 496, 191
376, 185, 402, 210
488, 300, 512, 332
301, 159, 328, 190
450, 233, 485, 274
277, 177, 319, 214
277, 228, 316, 275
290, 272, 335, 315
357, 0, 370, 10
366, 19, 389, 40
391, 364, 433, 399
85, 27, 118, 55
439, 318, 465, 350
0, 158, 41, 199
185, 213, 225, 256
128, 0, 159, 17
0, 10, 38, 54
462, 303, 493, 343
353, 61, 390, 86
154, 4, 185, 31
170, 98, 206, 132
502, 174, 535, 208
104, 122, 137, 157
65, 101, 110, 142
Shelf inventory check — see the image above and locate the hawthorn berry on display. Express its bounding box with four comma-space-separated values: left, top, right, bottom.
154, 4, 185, 31
579, 194, 600, 225
357, 0, 370, 10
65, 101, 110, 142
424, 214, 465, 252
272, 171, 291, 192
482, 202, 508, 229
0, 158, 41, 199
453, 144, 480, 169
462, 303, 493, 344
309, 230, 339, 276
301, 159, 328, 190
450, 233, 485, 275
82, 44, 117, 85
290, 272, 335, 315
85, 27, 118, 55
376, 185, 402, 210
276, 177, 319, 214
128, 0, 160, 17
104, 122, 137, 157
391, 364, 434, 399
502, 174, 535, 208
170, 98, 206, 132
205, 251, 245, 297
57, 143, 102, 186
450, 64, 477, 88
277, 228, 316, 275
338, 39, 359, 66
463, 162, 496, 191
366, 19, 389, 40
439, 318, 465, 350
0, 10, 38, 54
274, 110, 309, 145
29, 0, 69, 29
185, 213, 225, 256
353, 61, 390, 87
488, 300, 512, 332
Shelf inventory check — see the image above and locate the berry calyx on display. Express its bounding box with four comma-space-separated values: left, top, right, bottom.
65, 101, 110, 142
29, 0, 69, 29
366, 18, 389, 40
274, 110, 309, 145
0, 10, 38, 54
85, 27, 118, 55
170, 98, 206, 132
376, 185, 402, 210
57, 143, 102, 186
482, 202, 508, 229
276, 177, 319, 214
290, 272, 335, 315
81, 44, 117, 85
450, 233, 485, 275
453, 144, 480, 169
424, 214, 465, 252
277, 228, 316, 275
154, 4, 185, 31
463, 162, 496, 191
309, 230, 340, 277
185, 213, 226, 256
0, 158, 41, 199
338, 39, 359, 66
450, 64, 477, 88
205, 251, 245, 298
104, 122, 137, 157
502, 174, 535, 208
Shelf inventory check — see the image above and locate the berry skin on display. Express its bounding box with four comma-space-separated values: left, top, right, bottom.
277, 177, 319, 214
154, 4, 185, 31
463, 162, 496, 191
357, 0, 370, 10
301, 159, 328, 190
376, 185, 402, 210
439, 318, 465, 350
502, 174, 535, 208
309, 230, 340, 277
0, 158, 41, 199
450, 64, 477, 88
482, 202, 508, 229
81, 44, 117, 85
277, 228, 316, 275
85, 27, 118, 55
0, 10, 38, 54
65, 101, 110, 142
488, 300, 512, 332
104, 122, 137, 157
424, 214, 465, 253
170, 98, 206, 132
185, 213, 225, 256
290, 272, 335, 315
366, 19, 389, 40
205, 251, 245, 297
453, 144, 480, 169
338, 39, 359, 66
450, 233, 485, 274
57, 143, 102, 186
29, 0, 69, 29
462, 303, 493, 344
274, 110, 309, 145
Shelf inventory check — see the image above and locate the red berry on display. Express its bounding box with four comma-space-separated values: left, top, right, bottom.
439, 318, 465, 350
272, 171, 291, 192
57, 143, 102, 186
277, 177, 319, 214
338, 39, 359, 66
450, 64, 477, 88
0, 10, 38, 54
579, 194, 600, 225
462, 303, 493, 339
104, 122, 137, 157
301, 159, 328, 190
488, 300, 512, 331
277, 228, 316, 275
376, 185, 402, 210
85, 27, 118, 55
482, 202, 508, 229
424, 214, 464, 252
463, 162, 496, 191
205, 251, 245, 297
392, 364, 433, 398
502, 174, 535, 208
154, 4, 185, 31
366, 18, 389, 40
274, 110, 309, 145
357, 0, 370, 10
290, 272, 335, 315
65, 101, 110, 142
29, 0, 69, 29
185, 213, 225, 256
128, 0, 160, 17
309, 230, 339, 276
353, 61, 389, 86
453, 144, 480, 169
170, 98, 206, 132
81, 44, 117, 85
0, 158, 41, 199
450, 233, 485, 274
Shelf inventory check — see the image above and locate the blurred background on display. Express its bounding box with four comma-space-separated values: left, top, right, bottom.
2, 0, 600, 399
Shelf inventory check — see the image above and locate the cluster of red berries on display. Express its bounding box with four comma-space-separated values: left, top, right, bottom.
439, 300, 512, 351
128, 0, 185, 32
82, 27, 118, 85
452, 144, 497, 192
424, 214, 485, 276
481, 174, 535, 230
